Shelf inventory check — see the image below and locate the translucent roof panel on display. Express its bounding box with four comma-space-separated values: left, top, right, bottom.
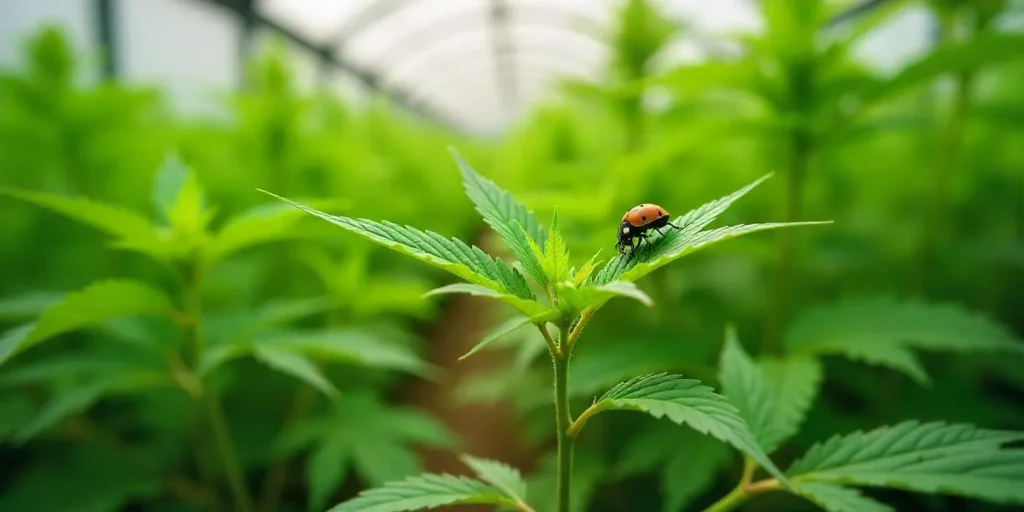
254, 0, 926, 133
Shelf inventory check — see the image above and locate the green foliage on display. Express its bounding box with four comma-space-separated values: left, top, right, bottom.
328, 453, 530, 512
793, 482, 892, 512
719, 327, 823, 453
786, 297, 1024, 383
574, 373, 791, 488
595, 174, 829, 285
788, 421, 1024, 504
327, 474, 514, 512
0, 279, 175, 366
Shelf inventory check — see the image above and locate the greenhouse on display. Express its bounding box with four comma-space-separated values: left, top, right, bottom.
0, 1, 1022, 512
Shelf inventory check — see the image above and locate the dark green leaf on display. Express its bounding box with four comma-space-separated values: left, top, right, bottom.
788, 421, 1024, 504
327, 474, 513, 512
252, 345, 338, 398
793, 482, 893, 512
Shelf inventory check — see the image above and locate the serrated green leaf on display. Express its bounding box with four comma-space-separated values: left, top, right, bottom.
572, 250, 603, 286
252, 345, 338, 398
459, 454, 528, 505
759, 355, 822, 452
577, 373, 791, 489
793, 482, 892, 512
595, 173, 772, 284
718, 326, 776, 452
543, 213, 570, 283
327, 474, 513, 512
788, 421, 1024, 504
601, 221, 829, 286
260, 189, 533, 300
0, 187, 171, 262
459, 311, 557, 362
202, 202, 306, 268
451, 148, 547, 284
425, 283, 553, 319
785, 297, 1024, 384
0, 280, 175, 367
558, 281, 653, 313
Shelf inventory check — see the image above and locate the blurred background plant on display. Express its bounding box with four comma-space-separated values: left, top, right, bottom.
0, 0, 1022, 511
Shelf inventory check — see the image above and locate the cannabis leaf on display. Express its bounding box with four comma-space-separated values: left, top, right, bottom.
557, 280, 653, 313
260, 190, 539, 314
327, 474, 516, 512
459, 311, 558, 361
424, 283, 552, 319
201, 202, 307, 269
595, 174, 828, 285
758, 355, 822, 451
788, 421, 1024, 505
718, 327, 775, 451
570, 373, 791, 489
0, 280, 176, 367
525, 213, 570, 283
718, 327, 823, 454
0, 187, 172, 262
792, 482, 892, 512
252, 345, 338, 397
459, 454, 529, 508
786, 297, 1024, 384
452, 148, 547, 285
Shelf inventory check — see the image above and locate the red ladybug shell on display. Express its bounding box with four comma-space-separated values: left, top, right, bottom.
622, 203, 670, 227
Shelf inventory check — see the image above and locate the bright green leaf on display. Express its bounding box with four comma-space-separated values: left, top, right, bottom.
327, 474, 513, 512
785, 297, 1024, 384
595, 174, 828, 284
543, 212, 570, 283
451, 147, 548, 284
558, 281, 653, 313
260, 189, 533, 300
0, 291, 62, 320
151, 153, 188, 222
459, 454, 528, 506
202, 202, 306, 268
0, 280, 175, 367
252, 345, 338, 398
792, 482, 893, 512
572, 250, 603, 286
0, 187, 171, 262
576, 373, 791, 489
425, 283, 553, 319
459, 311, 557, 362
788, 421, 1024, 505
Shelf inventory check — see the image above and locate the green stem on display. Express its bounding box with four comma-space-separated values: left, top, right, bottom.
183, 270, 255, 512
702, 478, 780, 512
554, 322, 574, 512
206, 394, 255, 512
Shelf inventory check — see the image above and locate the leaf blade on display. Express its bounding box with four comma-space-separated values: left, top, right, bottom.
459, 454, 528, 505
788, 421, 1024, 505
327, 474, 513, 512
583, 373, 791, 489
252, 345, 338, 398
451, 148, 548, 284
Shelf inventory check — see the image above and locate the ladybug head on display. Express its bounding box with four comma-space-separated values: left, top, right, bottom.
616, 220, 634, 252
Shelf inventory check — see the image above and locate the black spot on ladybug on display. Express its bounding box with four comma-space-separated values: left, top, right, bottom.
642, 216, 647, 221
657, 210, 663, 216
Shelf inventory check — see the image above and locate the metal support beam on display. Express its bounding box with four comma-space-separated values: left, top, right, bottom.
488, 0, 517, 113
94, 0, 117, 77
196, 0, 458, 130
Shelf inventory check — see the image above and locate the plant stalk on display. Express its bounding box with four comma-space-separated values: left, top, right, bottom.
183, 270, 255, 512
702, 477, 780, 512
553, 322, 574, 512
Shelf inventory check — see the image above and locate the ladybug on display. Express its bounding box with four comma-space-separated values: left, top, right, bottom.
615, 203, 680, 256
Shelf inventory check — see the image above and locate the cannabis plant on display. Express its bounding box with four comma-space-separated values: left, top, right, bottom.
265, 150, 1023, 512
0, 156, 446, 511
